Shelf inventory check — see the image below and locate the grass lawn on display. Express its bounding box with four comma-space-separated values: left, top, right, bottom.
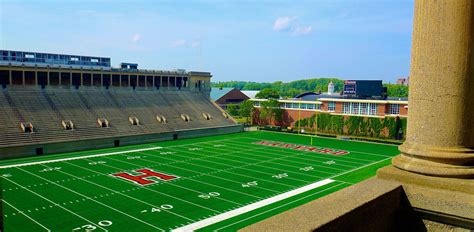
0, 131, 399, 231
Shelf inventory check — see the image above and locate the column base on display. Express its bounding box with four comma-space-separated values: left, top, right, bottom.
378, 165, 474, 194
393, 144, 474, 178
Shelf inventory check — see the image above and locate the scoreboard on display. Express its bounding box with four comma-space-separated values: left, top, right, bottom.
343, 80, 383, 97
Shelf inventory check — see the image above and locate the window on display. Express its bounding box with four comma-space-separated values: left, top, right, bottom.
390, 104, 400, 115
370, 103, 378, 115
301, 103, 307, 109
254, 101, 260, 107
71, 57, 79, 61
351, 103, 360, 114
343, 102, 351, 114
360, 103, 368, 115
25, 54, 35, 58
328, 102, 336, 112
91, 58, 99, 62
308, 104, 315, 110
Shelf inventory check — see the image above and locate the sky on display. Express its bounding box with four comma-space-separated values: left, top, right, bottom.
0, 0, 414, 83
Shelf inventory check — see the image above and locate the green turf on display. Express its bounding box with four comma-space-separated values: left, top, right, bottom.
0, 131, 399, 231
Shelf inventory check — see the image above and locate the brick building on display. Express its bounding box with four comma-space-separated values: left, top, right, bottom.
251, 92, 408, 127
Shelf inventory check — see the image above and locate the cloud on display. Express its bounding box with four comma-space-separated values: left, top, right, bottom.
273, 16, 313, 36
131, 34, 141, 43
273, 16, 294, 31
171, 39, 201, 48
293, 26, 313, 36
171, 39, 187, 47
190, 40, 201, 48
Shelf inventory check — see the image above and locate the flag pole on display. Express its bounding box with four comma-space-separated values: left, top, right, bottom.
298, 97, 301, 134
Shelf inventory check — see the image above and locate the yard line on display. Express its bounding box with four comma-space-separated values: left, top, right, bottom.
0, 137, 245, 170
171, 178, 336, 232
214, 182, 347, 231
176, 155, 393, 231
79, 158, 233, 213
137, 150, 300, 189
2, 177, 108, 232
166, 181, 244, 206
174, 148, 327, 181
0, 147, 163, 169
66, 159, 220, 215
218, 147, 348, 173
113, 153, 278, 195
50, 163, 196, 223
329, 157, 392, 179
18, 166, 166, 231
2, 199, 51, 232
162, 147, 312, 187
209, 140, 356, 171
190, 144, 343, 177
183, 177, 264, 200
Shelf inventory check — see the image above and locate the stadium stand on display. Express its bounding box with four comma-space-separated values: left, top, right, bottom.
0, 50, 241, 158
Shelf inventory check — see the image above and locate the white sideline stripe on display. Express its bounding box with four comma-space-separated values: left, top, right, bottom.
0, 147, 162, 169
171, 178, 335, 232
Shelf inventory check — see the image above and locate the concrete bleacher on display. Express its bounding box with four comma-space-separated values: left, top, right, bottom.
0, 86, 240, 158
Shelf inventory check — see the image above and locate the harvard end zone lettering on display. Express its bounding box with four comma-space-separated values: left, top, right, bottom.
112, 169, 179, 185
253, 140, 349, 155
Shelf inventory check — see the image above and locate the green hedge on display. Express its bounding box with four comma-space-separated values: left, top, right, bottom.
295, 114, 407, 140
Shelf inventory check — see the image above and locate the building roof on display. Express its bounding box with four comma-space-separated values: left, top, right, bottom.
210, 88, 234, 101
241, 90, 259, 99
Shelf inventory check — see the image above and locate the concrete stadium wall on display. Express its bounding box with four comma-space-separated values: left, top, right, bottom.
0, 124, 243, 160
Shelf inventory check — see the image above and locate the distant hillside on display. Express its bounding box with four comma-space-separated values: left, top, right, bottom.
212, 78, 344, 98
212, 78, 408, 98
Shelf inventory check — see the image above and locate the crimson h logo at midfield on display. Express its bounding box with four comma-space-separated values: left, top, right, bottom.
112, 169, 179, 185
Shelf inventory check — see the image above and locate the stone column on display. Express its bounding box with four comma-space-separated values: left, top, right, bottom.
392, 0, 474, 178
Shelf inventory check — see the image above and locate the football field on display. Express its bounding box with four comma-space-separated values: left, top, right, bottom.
0, 131, 399, 231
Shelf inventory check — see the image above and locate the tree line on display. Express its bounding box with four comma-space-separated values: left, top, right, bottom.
212, 78, 408, 98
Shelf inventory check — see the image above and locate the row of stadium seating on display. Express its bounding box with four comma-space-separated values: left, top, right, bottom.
0, 86, 235, 147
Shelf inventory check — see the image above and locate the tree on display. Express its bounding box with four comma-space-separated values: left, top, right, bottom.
256, 88, 280, 99
239, 100, 254, 123
259, 99, 283, 125
384, 84, 409, 98
226, 104, 239, 116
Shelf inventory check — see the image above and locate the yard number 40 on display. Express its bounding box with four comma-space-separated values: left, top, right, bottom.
242, 181, 258, 188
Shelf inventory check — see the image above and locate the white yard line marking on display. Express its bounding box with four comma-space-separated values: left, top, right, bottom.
2, 177, 108, 232
191, 144, 343, 177
132, 151, 281, 194
226, 140, 366, 166
90, 157, 229, 213
62, 161, 198, 222
140, 149, 299, 189
215, 182, 347, 231
17, 167, 165, 231
0, 147, 163, 169
2, 199, 51, 232
171, 178, 335, 232
175, 156, 393, 231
